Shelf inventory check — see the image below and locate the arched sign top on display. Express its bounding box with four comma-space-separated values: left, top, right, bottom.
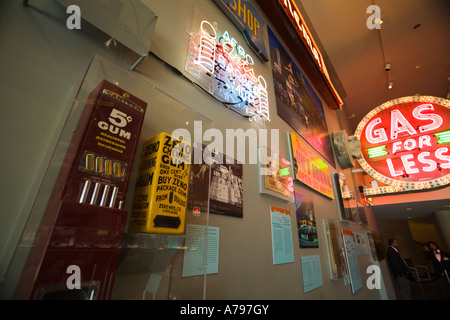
355, 96, 450, 194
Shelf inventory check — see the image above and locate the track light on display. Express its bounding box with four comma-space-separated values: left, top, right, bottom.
388, 81, 393, 89
385, 62, 391, 71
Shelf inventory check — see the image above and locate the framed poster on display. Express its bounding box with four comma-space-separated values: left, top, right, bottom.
294, 192, 318, 248
268, 26, 335, 167
258, 146, 294, 202
288, 132, 334, 199
209, 152, 244, 218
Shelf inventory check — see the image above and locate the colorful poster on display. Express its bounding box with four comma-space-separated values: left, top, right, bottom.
294, 192, 318, 248
342, 229, 363, 294
258, 146, 294, 202
182, 224, 219, 277
289, 132, 334, 199
270, 206, 295, 265
268, 27, 334, 167
301, 255, 323, 293
209, 153, 244, 218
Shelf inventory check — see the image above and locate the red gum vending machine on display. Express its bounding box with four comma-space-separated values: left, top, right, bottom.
14, 80, 147, 300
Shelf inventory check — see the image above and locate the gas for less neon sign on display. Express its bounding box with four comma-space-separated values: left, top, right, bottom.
356, 96, 450, 193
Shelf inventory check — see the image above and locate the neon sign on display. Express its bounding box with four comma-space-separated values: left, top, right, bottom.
186, 19, 270, 121
355, 96, 450, 194
278, 0, 343, 109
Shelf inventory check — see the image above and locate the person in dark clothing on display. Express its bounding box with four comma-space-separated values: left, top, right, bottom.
386, 238, 411, 300
424, 241, 450, 299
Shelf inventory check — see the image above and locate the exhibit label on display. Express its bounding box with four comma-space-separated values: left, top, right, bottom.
270, 206, 294, 265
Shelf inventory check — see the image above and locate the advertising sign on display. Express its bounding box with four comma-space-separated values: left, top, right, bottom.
213, 0, 268, 61
268, 27, 335, 167
289, 132, 334, 199
276, 0, 343, 109
129, 132, 191, 234
355, 96, 450, 194
63, 80, 147, 208
186, 18, 270, 121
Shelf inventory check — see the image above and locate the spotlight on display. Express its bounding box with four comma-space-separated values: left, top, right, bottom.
388, 81, 393, 89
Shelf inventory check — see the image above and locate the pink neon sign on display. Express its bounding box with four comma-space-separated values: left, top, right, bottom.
355, 96, 450, 192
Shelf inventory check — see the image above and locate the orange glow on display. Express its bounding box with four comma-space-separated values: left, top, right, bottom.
278, 0, 343, 108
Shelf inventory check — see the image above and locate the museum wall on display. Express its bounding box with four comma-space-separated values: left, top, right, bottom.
0, 0, 392, 300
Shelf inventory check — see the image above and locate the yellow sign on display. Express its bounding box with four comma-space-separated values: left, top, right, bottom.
289, 132, 334, 199
129, 132, 191, 234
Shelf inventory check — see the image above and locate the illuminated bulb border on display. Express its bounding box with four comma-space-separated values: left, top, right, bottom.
355, 96, 450, 195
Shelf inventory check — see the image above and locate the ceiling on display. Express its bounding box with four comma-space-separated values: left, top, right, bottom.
371, 198, 450, 222
298, 0, 450, 130
296, 0, 450, 221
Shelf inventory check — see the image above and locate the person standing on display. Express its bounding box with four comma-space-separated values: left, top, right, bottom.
386, 239, 411, 300
424, 241, 450, 299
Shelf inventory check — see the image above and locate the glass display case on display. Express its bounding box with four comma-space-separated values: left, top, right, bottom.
8, 54, 213, 300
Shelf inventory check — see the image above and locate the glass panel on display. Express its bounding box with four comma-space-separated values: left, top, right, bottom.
5, 54, 213, 300
57, 0, 157, 57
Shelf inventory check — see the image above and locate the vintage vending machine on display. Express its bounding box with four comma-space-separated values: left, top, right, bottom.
15, 80, 147, 299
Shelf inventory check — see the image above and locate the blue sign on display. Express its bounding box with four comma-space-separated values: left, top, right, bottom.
213, 0, 269, 62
